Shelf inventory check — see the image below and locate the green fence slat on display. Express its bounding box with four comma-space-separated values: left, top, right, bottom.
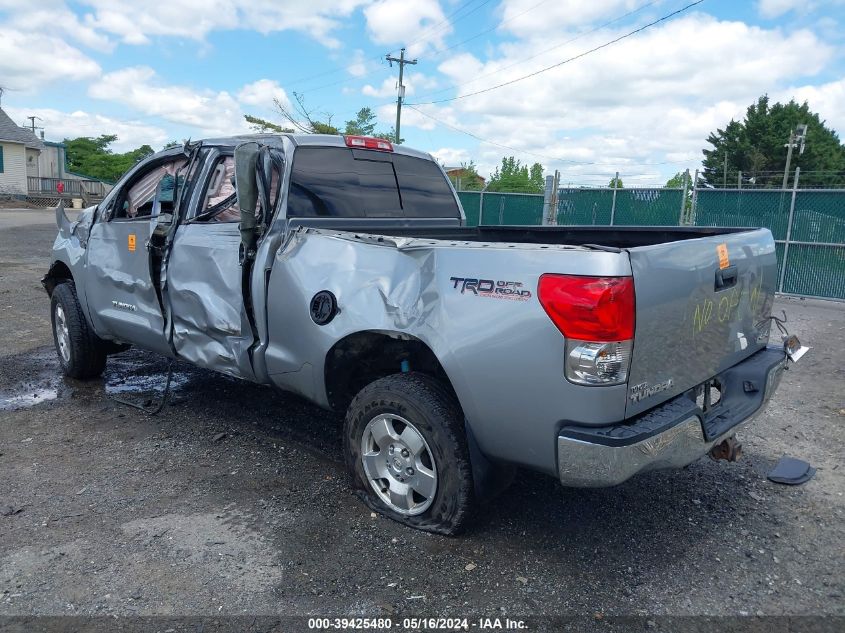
614, 189, 683, 225
782, 244, 845, 299
693, 190, 791, 239
480, 192, 544, 225
556, 188, 613, 225
457, 191, 481, 226
790, 191, 845, 243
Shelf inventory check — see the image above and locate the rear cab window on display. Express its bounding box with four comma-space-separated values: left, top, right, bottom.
287, 147, 459, 219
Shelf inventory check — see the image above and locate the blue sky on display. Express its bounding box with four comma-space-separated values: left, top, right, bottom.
1, 0, 843, 185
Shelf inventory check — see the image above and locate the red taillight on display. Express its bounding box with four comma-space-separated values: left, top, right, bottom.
537, 274, 635, 341
344, 135, 394, 152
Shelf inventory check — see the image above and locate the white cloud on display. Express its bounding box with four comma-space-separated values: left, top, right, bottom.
364, 0, 451, 55
89, 66, 248, 136
757, 0, 812, 18
0, 28, 101, 92
781, 78, 845, 134
0, 0, 113, 51
407, 14, 836, 181
347, 50, 370, 78
430, 147, 471, 167
1, 106, 168, 151
237, 79, 292, 111
498, 0, 642, 38
79, 0, 369, 48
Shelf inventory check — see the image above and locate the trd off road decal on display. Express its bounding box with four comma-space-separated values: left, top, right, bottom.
449, 277, 532, 301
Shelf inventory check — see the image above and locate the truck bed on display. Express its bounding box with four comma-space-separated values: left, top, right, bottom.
289, 219, 754, 249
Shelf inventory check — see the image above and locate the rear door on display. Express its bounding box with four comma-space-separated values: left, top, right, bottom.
625, 228, 777, 417
164, 147, 282, 378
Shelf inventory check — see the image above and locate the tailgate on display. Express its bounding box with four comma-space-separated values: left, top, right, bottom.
625, 228, 777, 417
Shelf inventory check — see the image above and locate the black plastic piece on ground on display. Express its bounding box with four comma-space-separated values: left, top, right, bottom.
767, 456, 816, 485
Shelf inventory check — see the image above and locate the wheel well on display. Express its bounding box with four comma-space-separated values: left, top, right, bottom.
43, 261, 73, 296
325, 331, 457, 412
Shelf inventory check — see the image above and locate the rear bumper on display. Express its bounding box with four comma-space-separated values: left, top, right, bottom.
556, 346, 787, 487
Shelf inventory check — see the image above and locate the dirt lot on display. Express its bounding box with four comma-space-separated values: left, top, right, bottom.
1, 208, 843, 629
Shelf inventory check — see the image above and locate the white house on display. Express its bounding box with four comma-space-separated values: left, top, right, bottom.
0, 106, 45, 195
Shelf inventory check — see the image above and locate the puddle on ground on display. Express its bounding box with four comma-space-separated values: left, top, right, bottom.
105, 371, 191, 396
0, 347, 196, 411
0, 386, 59, 410
0, 348, 63, 411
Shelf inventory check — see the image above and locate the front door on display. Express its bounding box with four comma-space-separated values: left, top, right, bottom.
85, 155, 189, 355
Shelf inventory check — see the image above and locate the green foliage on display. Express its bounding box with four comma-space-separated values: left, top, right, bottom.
63, 135, 154, 182
609, 176, 624, 189
447, 160, 484, 191
487, 157, 545, 193
702, 95, 845, 188
344, 108, 378, 136
340, 108, 402, 142
665, 171, 688, 188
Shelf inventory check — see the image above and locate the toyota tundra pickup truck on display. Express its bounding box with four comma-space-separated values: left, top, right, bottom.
44, 134, 798, 534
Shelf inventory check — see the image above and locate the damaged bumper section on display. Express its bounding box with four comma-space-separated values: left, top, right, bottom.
556, 346, 787, 487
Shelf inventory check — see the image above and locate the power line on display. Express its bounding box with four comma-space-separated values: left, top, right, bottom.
408, 0, 703, 106
417, 0, 659, 101
426, 0, 556, 61
405, 104, 695, 166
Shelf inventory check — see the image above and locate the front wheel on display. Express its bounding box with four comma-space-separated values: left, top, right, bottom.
344, 373, 474, 535
50, 282, 108, 379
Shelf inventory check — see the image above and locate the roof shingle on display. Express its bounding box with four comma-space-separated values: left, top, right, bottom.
0, 107, 46, 150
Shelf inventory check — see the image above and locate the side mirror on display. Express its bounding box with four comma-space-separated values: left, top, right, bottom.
235, 142, 260, 259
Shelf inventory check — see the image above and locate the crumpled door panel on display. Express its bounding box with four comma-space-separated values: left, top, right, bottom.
167, 222, 253, 377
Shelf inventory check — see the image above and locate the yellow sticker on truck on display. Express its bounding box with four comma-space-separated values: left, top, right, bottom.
128, 234, 136, 252
717, 243, 729, 269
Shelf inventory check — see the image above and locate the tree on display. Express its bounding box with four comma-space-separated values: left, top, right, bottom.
343, 107, 402, 142
245, 114, 294, 134
608, 176, 623, 188
665, 171, 688, 188
447, 160, 484, 191
702, 95, 845, 188
64, 135, 154, 182
344, 108, 377, 136
487, 157, 545, 193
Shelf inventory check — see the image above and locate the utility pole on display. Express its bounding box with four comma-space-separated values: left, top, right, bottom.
386, 48, 417, 145
782, 123, 807, 190
723, 151, 727, 188
25, 115, 43, 136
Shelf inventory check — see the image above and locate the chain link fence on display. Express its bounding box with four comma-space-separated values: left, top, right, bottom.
692, 185, 845, 300
457, 187, 686, 227
455, 169, 844, 300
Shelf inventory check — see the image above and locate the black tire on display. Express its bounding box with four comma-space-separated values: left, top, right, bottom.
344, 372, 474, 535
50, 282, 108, 379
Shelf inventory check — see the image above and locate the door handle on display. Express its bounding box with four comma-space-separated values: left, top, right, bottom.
715, 265, 738, 290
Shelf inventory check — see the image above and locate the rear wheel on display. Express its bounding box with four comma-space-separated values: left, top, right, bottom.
51, 282, 108, 379
344, 373, 474, 535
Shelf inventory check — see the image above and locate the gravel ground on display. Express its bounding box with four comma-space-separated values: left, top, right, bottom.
0, 208, 843, 630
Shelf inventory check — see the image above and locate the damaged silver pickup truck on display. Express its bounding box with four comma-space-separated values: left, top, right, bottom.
44, 134, 802, 534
